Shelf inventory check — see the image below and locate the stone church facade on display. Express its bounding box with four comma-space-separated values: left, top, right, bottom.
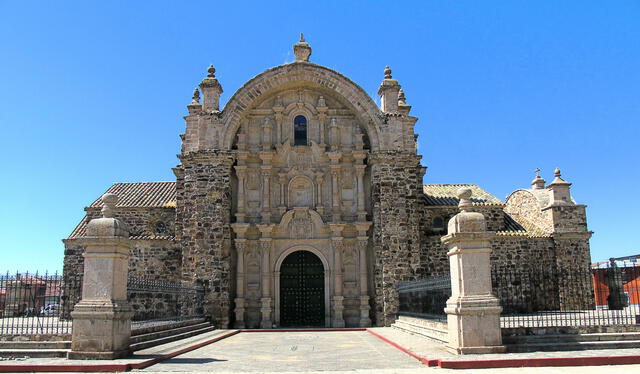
63, 36, 594, 328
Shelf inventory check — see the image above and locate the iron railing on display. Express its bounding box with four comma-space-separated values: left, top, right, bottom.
397, 275, 451, 322
0, 271, 80, 336
494, 264, 640, 328
127, 276, 206, 327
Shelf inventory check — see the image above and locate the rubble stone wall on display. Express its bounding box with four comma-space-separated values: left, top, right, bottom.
175, 150, 235, 328
370, 151, 425, 326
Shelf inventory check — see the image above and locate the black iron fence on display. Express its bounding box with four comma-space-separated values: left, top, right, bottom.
494, 264, 640, 328
396, 263, 640, 330
127, 276, 206, 327
0, 271, 80, 336
398, 275, 451, 322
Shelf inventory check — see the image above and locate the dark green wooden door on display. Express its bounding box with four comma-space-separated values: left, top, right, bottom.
280, 251, 325, 327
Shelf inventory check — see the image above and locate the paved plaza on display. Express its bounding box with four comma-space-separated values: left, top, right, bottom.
2, 329, 640, 373
141, 331, 424, 372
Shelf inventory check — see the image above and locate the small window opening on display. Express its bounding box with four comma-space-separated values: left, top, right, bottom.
433, 216, 444, 230
155, 221, 167, 235
294, 115, 308, 146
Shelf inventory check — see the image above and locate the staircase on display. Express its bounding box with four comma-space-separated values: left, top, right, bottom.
0, 318, 216, 358
0, 340, 70, 358
391, 314, 448, 343
129, 318, 216, 351
504, 332, 640, 352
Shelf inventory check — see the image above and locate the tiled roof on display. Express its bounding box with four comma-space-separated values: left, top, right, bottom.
497, 212, 551, 238
423, 184, 503, 206
89, 182, 176, 208
67, 216, 174, 240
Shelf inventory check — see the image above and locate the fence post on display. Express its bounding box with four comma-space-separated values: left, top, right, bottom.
68, 193, 134, 359
441, 188, 505, 354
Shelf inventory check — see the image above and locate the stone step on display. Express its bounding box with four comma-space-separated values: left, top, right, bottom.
0, 348, 69, 358
0, 341, 71, 349
506, 339, 640, 352
129, 325, 216, 352
131, 318, 207, 336
503, 332, 640, 344
396, 315, 448, 329
392, 320, 448, 343
130, 322, 212, 344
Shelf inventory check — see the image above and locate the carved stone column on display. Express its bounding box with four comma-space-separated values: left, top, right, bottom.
328, 152, 342, 223
69, 193, 133, 359
261, 169, 271, 223
278, 172, 287, 218
315, 171, 324, 215
317, 97, 327, 145
260, 152, 273, 223
235, 166, 247, 223
273, 97, 284, 144
442, 188, 505, 354
234, 239, 247, 328
357, 237, 371, 327
330, 224, 345, 328
261, 118, 272, 151
258, 225, 273, 328
355, 165, 366, 221
329, 118, 339, 151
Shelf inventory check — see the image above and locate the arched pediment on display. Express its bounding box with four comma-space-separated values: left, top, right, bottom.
220, 62, 383, 150
278, 207, 326, 239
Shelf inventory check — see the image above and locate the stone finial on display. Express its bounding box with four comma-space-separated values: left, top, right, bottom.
86, 193, 129, 238
457, 187, 473, 212
548, 167, 573, 205
199, 64, 223, 111
384, 66, 392, 79
398, 89, 406, 105
293, 33, 312, 62
378, 66, 401, 112
101, 193, 118, 218
191, 87, 200, 104
549, 167, 570, 186
531, 167, 546, 190
445, 187, 487, 234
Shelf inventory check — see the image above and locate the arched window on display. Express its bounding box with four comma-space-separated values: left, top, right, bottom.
294, 115, 308, 146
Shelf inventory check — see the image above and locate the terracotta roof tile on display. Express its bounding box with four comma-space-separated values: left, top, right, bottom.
422, 184, 503, 206
89, 182, 176, 208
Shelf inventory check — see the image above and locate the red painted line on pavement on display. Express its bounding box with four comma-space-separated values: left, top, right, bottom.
129, 329, 240, 370
366, 328, 435, 366
437, 355, 640, 369
365, 328, 640, 369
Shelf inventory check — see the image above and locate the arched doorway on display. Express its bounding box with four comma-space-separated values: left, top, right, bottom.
279, 250, 325, 327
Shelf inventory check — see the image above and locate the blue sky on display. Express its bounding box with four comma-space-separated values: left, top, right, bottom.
0, 1, 638, 273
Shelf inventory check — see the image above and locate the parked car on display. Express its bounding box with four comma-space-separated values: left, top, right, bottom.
39, 304, 59, 316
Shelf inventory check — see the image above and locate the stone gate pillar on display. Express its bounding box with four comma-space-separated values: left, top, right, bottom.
441, 188, 505, 354
69, 193, 134, 359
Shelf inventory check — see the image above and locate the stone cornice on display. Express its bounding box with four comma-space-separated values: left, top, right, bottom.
178, 150, 235, 163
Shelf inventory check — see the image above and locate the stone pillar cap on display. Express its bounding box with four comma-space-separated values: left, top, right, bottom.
447, 188, 487, 234
548, 167, 571, 186
199, 64, 223, 92
86, 193, 130, 238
